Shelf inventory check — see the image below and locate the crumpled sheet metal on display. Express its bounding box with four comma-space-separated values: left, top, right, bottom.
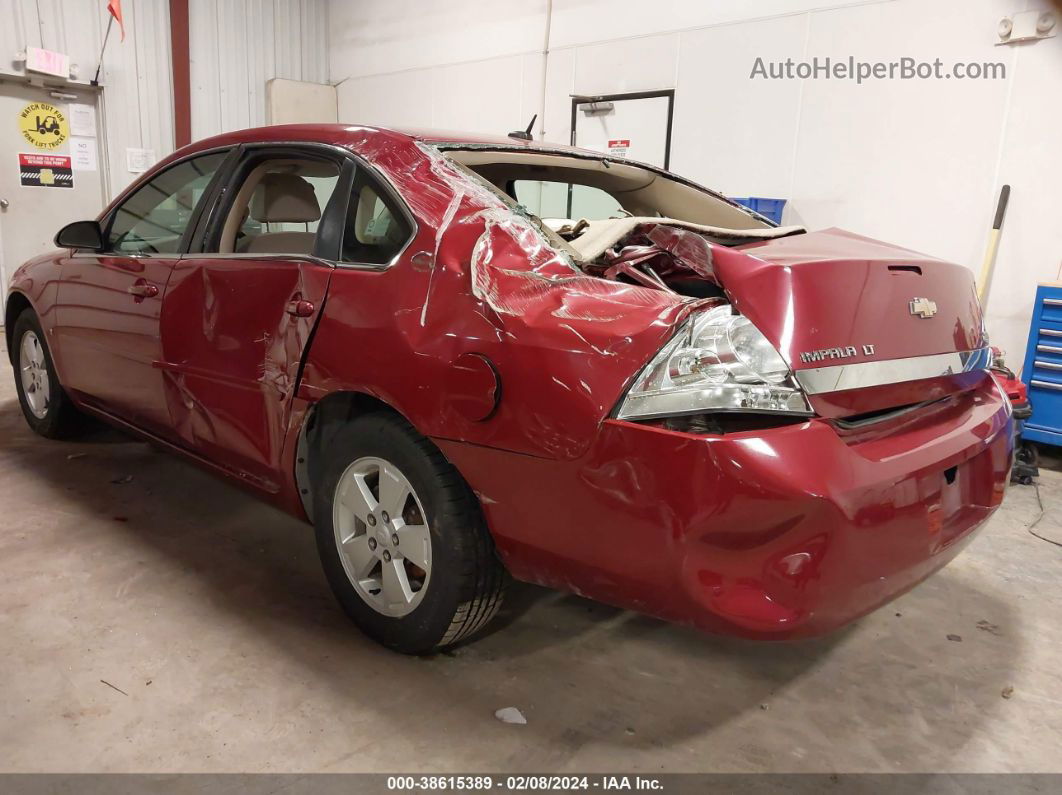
298, 130, 708, 461
599, 223, 719, 287
159, 258, 330, 492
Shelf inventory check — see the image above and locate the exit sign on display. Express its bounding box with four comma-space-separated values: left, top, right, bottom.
26, 47, 70, 78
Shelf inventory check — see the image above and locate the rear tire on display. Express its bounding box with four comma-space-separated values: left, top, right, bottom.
11, 309, 83, 439
314, 411, 506, 654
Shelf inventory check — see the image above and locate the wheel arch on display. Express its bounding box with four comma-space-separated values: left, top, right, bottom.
4, 291, 33, 364
296, 390, 420, 522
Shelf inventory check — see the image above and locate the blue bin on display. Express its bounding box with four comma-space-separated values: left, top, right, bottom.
730, 196, 787, 224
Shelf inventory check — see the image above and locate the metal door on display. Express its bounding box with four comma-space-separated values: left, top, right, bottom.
572, 90, 674, 169
0, 82, 106, 313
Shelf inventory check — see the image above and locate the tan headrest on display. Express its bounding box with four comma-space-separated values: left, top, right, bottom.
355, 185, 381, 242
251, 173, 321, 223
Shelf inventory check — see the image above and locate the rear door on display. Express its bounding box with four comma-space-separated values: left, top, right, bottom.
55, 149, 232, 437
158, 145, 350, 493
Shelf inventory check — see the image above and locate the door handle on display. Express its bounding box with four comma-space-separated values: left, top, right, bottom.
286, 299, 315, 318
127, 282, 159, 298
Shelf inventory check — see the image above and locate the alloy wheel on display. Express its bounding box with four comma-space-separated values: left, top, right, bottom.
20, 331, 51, 420
332, 456, 432, 617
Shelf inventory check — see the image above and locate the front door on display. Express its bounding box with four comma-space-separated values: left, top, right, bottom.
0, 82, 106, 313
54, 150, 231, 436
158, 147, 345, 491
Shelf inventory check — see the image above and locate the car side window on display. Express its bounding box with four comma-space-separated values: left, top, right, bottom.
107, 152, 228, 255
215, 157, 342, 255
341, 169, 412, 265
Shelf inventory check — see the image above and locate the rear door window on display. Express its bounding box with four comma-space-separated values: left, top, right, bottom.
215, 157, 343, 256
341, 169, 413, 265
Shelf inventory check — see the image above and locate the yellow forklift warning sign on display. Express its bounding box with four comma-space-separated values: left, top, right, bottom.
18, 102, 69, 150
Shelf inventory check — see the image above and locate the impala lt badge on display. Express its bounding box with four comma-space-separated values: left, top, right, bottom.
910, 297, 938, 318
799, 344, 876, 364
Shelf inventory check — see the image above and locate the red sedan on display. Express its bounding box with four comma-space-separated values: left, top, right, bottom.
5, 124, 1012, 653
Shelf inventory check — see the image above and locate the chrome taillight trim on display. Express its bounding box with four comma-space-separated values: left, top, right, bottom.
794, 347, 992, 396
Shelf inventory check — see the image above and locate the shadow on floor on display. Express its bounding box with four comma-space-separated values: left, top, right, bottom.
0, 391, 1023, 760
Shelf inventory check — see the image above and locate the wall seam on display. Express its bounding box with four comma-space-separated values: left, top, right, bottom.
786, 11, 813, 216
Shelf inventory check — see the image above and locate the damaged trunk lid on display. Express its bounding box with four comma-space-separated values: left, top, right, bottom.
712, 228, 988, 419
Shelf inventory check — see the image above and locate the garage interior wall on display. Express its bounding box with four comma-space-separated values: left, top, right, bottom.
0, 0, 173, 199
189, 0, 330, 140
0, 0, 329, 202
330, 0, 1062, 366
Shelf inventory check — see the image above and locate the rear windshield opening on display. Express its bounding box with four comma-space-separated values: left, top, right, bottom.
436, 145, 806, 299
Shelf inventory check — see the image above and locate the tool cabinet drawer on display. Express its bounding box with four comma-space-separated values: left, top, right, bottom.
1021, 285, 1062, 445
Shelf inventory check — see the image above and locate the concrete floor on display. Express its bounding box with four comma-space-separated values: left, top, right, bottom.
1, 338, 1061, 774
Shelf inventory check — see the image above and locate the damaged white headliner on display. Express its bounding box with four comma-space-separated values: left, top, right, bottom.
565, 217, 807, 262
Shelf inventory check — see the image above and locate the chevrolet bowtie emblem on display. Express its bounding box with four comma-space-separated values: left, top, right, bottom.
909, 297, 938, 318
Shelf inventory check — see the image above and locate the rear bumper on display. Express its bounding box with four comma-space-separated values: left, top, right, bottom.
436, 375, 1012, 639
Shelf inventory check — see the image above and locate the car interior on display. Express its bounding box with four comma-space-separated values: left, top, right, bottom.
341, 170, 412, 264
441, 147, 805, 261
213, 156, 411, 263
220, 159, 341, 255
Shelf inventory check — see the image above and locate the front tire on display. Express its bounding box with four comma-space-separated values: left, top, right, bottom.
314, 412, 506, 654
11, 309, 83, 439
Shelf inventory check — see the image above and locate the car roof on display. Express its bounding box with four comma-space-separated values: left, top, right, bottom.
176, 123, 599, 159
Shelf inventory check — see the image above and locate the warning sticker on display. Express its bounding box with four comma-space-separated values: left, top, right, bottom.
607, 139, 630, 158
19, 153, 74, 188
18, 102, 69, 150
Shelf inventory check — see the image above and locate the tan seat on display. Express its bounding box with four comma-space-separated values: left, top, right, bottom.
239, 173, 321, 255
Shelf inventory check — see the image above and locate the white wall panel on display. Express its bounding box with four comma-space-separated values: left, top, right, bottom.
329, 0, 547, 82
671, 14, 807, 199
190, 0, 330, 136
338, 53, 543, 138
337, 70, 436, 129
430, 56, 530, 133
549, 0, 880, 48
541, 47, 575, 144
189, 0, 222, 139
328, 0, 875, 80
573, 33, 679, 96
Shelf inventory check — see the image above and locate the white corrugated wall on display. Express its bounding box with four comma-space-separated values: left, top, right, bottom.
189, 0, 330, 140
0, 0, 330, 199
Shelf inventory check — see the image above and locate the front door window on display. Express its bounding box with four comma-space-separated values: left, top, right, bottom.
107, 152, 228, 255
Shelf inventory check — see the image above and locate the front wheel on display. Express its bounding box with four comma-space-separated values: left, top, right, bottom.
11, 309, 83, 438
314, 412, 506, 654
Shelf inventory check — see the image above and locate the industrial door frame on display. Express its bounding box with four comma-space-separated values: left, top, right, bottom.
568, 89, 676, 170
